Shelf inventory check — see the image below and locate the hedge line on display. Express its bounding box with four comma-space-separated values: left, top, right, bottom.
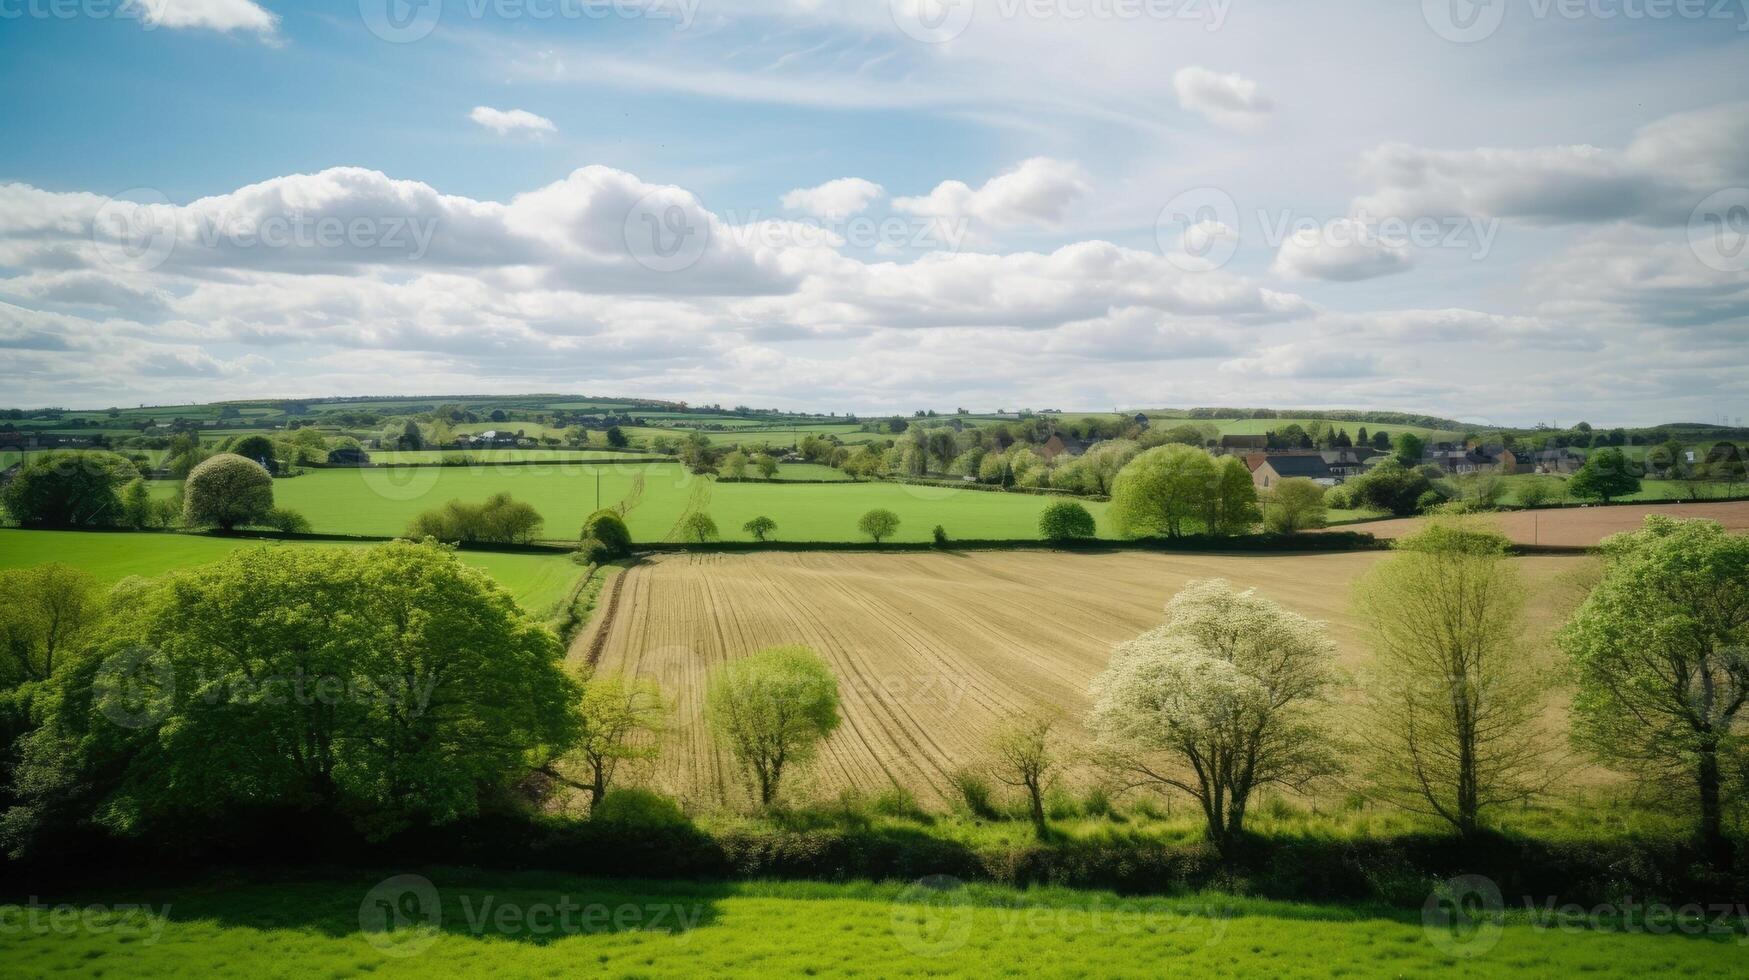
638, 531, 1383, 555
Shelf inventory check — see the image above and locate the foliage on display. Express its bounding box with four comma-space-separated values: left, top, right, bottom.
706, 646, 841, 805
1343, 459, 1433, 516
857, 509, 900, 543
1514, 477, 1563, 508
1206, 456, 1261, 535
0, 450, 140, 527
1038, 500, 1097, 541
1558, 516, 1749, 860
261, 507, 311, 534
589, 787, 689, 828
1353, 521, 1551, 836
0, 564, 101, 688
1568, 447, 1641, 502
227, 434, 280, 474
1392, 432, 1424, 465
680, 512, 721, 543
931, 524, 949, 547
2, 541, 581, 853
119, 478, 153, 530
581, 509, 633, 558
990, 715, 1060, 838
743, 516, 777, 542
752, 453, 779, 479
406, 492, 544, 543
566, 673, 667, 809
1088, 579, 1340, 850
182, 453, 274, 531
1107, 445, 1217, 538
1261, 478, 1326, 533
721, 450, 749, 479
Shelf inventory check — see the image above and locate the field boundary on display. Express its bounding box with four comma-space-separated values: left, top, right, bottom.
581, 561, 633, 668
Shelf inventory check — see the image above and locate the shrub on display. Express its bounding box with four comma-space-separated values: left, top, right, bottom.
743, 516, 777, 542
0, 450, 140, 527
1345, 459, 1433, 516
407, 492, 544, 543
948, 769, 999, 819
227, 434, 280, 475
590, 788, 689, 829
261, 507, 311, 533
581, 509, 633, 557
680, 513, 720, 543
857, 508, 900, 543
183, 453, 274, 531
931, 524, 949, 547
1415, 489, 1445, 513
1038, 500, 1097, 541
1261, 477, 1327, 533
868, 788, 930, 822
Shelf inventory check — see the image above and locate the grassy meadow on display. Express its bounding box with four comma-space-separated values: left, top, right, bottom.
0, 529, 583, 617
145, 464, 1105, 543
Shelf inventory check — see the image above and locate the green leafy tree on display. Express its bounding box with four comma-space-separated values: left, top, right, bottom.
1262, 477, 1327, 533
605, 426, 628, 449
228, 434, 279, 475
1392, 432, 1425, 465
706, 646, 840, 805
742, 516, 777, 542
1206, 456, 1261, 535
556, 673, 667, 809
1558, 517, 1749, 862
1038, 500, 1097, 541
857, 508, 900, 543
752, 453, 778, 479
407, 493, 543, 544
0, 564, 101, 686
3, 542, 581, 850
182, 454, 274, 531
119, 478, 153, 530
1353, 522, 1551, 836
990, 715, 1060, 839
1568, 447, 1640, 503
1345, 459, 1433, 516
720, 450, 749, 479
581, 509, 633, 559
1108, 444, 1218, 538
0, 450, 140, 527
680, 512, 720, 543
1088, 579, 1340, 852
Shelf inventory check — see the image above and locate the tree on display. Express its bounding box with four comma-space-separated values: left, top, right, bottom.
562, 673, 666, 809
926, 430, 959, 473
1038, 501, 1097, 541
0, 564, 101, 687
679, 512, 720, 544
407, 493, 543, 544
1371, 430, 1392, 450
1206, 456, 1260, 535
1088, 579, 1340, 852
1261, 477, 1327, 533
1353, 522, 1551, 836
1558, 516, 1749, 862
182, 453, 274, 531
119, 478, 153, 530
1345, 459, 1433, 516
1392, 432, 1425, 465
1108, 444, 1218, 538
706, 646, 840, 805
990, 715, 1060, 839
743, 516, 777, 542
4, 542, 581, 850
228, 434, 279, 475
721, 450, 749, 479
581, 509, 633, 559
857, 509, 900, 543
0, 450, 140, 527
1568, 447, 1640, 503
1514, 477, 1561, 508
397, 419, 425, 451
752, 453, 778, 479
605, 425, 628, 449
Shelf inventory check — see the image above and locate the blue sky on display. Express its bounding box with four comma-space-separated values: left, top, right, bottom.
1, 0, 1747, 424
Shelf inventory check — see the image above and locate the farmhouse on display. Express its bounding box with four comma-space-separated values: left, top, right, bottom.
1252, 453, 1333, 488
1319, 447, 1378, 479
1039, 432, 1096, 461
1532, 448, 1584, 474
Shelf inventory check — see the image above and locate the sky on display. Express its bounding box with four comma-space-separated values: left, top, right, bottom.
0, 0, 1746, 426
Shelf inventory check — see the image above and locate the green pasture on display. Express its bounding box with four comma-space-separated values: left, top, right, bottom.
147, 464, 1103, 543
1210, 417, 1466, 442
365, 449, 658, 464
1, 873, 1738, 978
0, 529, 582, 617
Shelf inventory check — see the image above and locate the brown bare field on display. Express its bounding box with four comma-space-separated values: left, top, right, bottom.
582, 549, 1592, 808
1342, 500, 1749, 547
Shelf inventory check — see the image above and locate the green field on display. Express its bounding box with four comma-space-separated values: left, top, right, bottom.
366, 449, 658, 464
1210, 417, 1466, 443
0, 530, 582, 617
147, 464, 1104, 543
1, 873, 1737, 978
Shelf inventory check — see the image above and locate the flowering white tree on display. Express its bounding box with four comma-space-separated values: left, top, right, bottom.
1089, 579, 1341, 851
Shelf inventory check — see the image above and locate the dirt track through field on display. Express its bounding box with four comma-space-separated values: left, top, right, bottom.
589, 549, 1589, 807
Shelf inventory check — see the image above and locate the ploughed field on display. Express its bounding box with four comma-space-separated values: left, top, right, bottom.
584, 550, 1589, 807
149, 463, 1104, 543
1343, 500, 1749, 547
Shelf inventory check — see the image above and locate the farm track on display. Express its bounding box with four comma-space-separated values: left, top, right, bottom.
592, 549, 1593, 807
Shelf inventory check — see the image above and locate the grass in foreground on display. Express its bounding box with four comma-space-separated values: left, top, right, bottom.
2, 872, 1738, 978
0, 529, 583, 618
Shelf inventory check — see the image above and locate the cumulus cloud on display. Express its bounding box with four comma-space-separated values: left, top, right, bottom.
136, 0, 279, 39
893, 158, 1090, 230
781, 178, 884, 219
1354, 102, 1749, 227
1271, 219, 1413, 282
469, 106, 558, 136
1172, 67, 1272, 129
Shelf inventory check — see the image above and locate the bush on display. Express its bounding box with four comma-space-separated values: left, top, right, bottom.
407, 492, 544, 543
590, 788, 689, 829
581, 509, 632, 557
183, 453, 274, 531
680, 513, 720, 543
1261, 477, 1327, 533
227, 434, 280, 475
1345, 459, 1433, 516
1038, 500, 1097, 541
0, 450, 140, 527
1416, 489, 1446, 513
260, 507, 311, 533
931, 524, 949, 547
948, 769, 999, 819
857, 508, 900, 543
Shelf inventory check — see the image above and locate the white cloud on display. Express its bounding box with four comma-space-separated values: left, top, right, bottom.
893, 158, 1090, 231
469, 106, 558, 136
1271, 219, 1413, 282
135, 0, 279, 39
1172, 67, 1272, 129
781, 178, 884, 219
